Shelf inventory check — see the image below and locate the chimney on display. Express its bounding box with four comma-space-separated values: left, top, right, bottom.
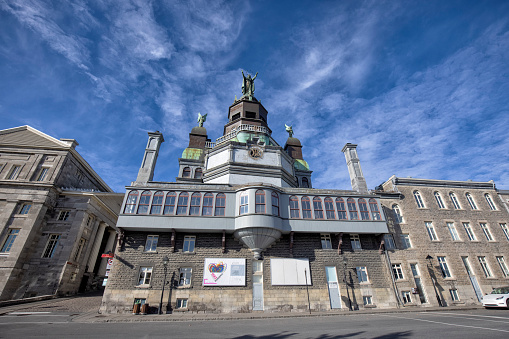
136, 131, 164, 182
341, 143, 368, 193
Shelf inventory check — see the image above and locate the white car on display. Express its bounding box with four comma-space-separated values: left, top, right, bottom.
482, 286, 509, 308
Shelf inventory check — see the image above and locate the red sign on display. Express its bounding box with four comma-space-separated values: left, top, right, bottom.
101, 252, 114, 258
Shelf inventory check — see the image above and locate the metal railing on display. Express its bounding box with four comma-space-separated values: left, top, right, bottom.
205, 124, 271, 149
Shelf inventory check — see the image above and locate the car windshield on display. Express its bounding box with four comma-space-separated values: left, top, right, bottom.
491, 287, 509, 294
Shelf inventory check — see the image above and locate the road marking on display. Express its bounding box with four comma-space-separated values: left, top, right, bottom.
379, 314, 509, 333
419, 312, 509, 323
422, 312, 509, 320
4, 314, 69, 317
0, 321, 69, 325
9, 312, 52, 315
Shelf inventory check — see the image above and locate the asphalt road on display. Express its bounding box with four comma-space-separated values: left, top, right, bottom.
0, 309, 508, 338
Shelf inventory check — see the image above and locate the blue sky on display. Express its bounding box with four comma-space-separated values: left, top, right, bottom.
1, 0, 509, 192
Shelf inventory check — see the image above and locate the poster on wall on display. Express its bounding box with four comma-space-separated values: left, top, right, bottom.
203, 258, 246, 286
270, 258, 311, 285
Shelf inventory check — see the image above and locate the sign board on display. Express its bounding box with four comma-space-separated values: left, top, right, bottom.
102, 278, 108, 286
270, 258, 311, 285
106, 258, 113, 270
101, 252, 114, 258
203, 258, 246, 286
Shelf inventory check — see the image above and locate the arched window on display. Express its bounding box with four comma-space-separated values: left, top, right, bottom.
324, 198, 335, 219
302, 177, 309, 188
485, 194, 496, 210
392, 204, 403, 223
466, 193, 477, 210
124, 190, 138, 214
289, 196, 300, 218
358, 198, 370, 220
150, 191, 164, 215
434, 192, 445, 209
215, 193, 226, 216
190, 192, 201, 215
347, 198, 358, 220
369, 198, 381, 220
336, 198, 347, 220
271, 192, 279, 216
202, 193, 213, 216
137, 191, 151, 214
449, 192, 461, 209
413, 191, 425, 208
182, 167, 191, 178
255, 190, 265, 214
176, 192, 189, 215
240, 192, 249, 215
163, 192, 176, 215
194, 168, 203, 179
313, 197, 324, 219
301, 196, 312, 219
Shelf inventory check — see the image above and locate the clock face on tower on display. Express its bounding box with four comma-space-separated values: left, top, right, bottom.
248, 146, 263, 159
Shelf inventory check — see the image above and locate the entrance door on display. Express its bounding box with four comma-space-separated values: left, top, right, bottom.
462, 257, 483, 301
325, 266, 342, 309
252, 261, 264, 311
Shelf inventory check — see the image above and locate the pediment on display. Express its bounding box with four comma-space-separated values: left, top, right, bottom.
0, 126, 72, 149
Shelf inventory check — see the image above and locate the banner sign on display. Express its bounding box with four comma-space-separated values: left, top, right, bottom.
203, 258, 246, 286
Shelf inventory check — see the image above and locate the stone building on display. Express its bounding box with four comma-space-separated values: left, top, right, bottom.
101, 74, 394, 314
378, 176, 509, 307
0, 126, 123, 300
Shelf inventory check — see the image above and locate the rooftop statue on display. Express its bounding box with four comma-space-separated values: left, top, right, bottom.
197, 113, 207, 127
285, 124, 294, 138
242, 71, 258, 100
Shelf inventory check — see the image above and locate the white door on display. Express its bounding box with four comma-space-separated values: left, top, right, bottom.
253, 261, 264, 310
325, 266, 342, 309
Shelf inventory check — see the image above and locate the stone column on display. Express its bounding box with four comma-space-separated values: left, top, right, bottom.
97, 228, 116, 276
87, 222, 106, 272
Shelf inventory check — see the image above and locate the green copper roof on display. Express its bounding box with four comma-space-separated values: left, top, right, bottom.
182, 148, 204, 160
294, 159, 310, 171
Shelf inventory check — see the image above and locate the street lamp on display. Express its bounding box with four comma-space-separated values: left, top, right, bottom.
426, 255, 443, 307
159, 255, 169, 315
343, 257, 352, 311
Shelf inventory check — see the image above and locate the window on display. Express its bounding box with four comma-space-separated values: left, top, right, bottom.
182, 167, 191, 178
163, 192, 176, 215
7, 165, 21, 179
145, 235, 158, 252
313, 197, 324, 219
176, 298, 188, 309
351, 234, 361, 249
18, 203, 31, 215
500, 223, 509, 241
480, 223, 494, 241
301, 177, 309, 188
124, 191, 138, 214
392, 264, 404, 280
336, 198, 347, 220
150, 191, 164, 215
369, 199, 381, 220
73, 238, 86, 262
255, 190, 265, 214
202, 193, 213, 216
42, 234, 60, 258
363, 296, 373, 306
413, 191, 425, 208
137, 191, 151, 214
194, 168, 202, 179
58, 210, 70, 221
485, 194, 496, 210
496, 257, 509, 277
86, 215, 93, 227
320, 234, 332, 249
240, 192, 249, 215
289, 196, 300, 218
392, 204, 403, 223
400, 234, 412, 249
357, 199, 370, 220
402, 291, 412, 304
434, 192, 445, 209
450, 289, 460, 302
190, 192, 201, 215
384, 234, 396, 250
214, 193, 225, 216
301, 197, 312, 219
179, 267, 192, 286
324, 198, 335, 219
463, 222, 476, 241
478, 256, 492, 277
347, 198, 358, 220
183, 236, 195, 253
438, 256, 452, 278
176, 192, 189, 215
271, 192, 279, 216
134, 298, 146, 306
36, 168, 49, 181
138, 267, 153, 285
449, 192, 461, 209
447, 222, 460, 241
356, 266, 369, 283
425, 222, 438, 241
1, 229, 20, 253
466, 193, 477, 210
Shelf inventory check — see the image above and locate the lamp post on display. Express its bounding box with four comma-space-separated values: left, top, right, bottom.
159, 255, 169, 315
426, 255, 443, 307
343, 257, 352, 311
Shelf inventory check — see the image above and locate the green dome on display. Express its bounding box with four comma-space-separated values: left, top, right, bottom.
182, 148, 204, 160
294, 159, 310, 171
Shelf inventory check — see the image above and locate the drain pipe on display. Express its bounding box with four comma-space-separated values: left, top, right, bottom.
384, 249, 403, 308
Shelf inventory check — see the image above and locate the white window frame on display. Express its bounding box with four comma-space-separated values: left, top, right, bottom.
351, 234, 361, 250
7, 165, 21, 180
18, 203, 31, 215
496, 256, 509, 277
363, 295, 373, 305
447, 222, 460, 241
138, 266, 153, 285
384, 234, 396, 250
450, 289, 460, 301
402, 291, 412, 304
320, 234, 332, 249
240, 192, 249, 215
466, 193, 478, 210
463, 222, 476, 241
183, 235, 196, 253
392, 204, 403, 223
425, 222, 438, 241
478, 256, 492, 277
392, 264, 404, 280
449, 192, 461, 209
434, 192, 445, 209
438, 256, 452, 278
485, 194, 496, 210
500, 223, 509, 241
179, 267, 192, 287
480, 223, 494, 241
400, 234, 412, 249
42, 234, 60, 258
356, 266, 369, 283
144, 235, 159, 252
413, 191, 425, 208
0, 229, 20, 253
57, 210, 70, 221
176, 298, 188, 309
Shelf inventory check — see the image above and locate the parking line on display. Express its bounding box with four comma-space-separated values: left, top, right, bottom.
419, 312, 509, 323
422, 312, 509, 320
